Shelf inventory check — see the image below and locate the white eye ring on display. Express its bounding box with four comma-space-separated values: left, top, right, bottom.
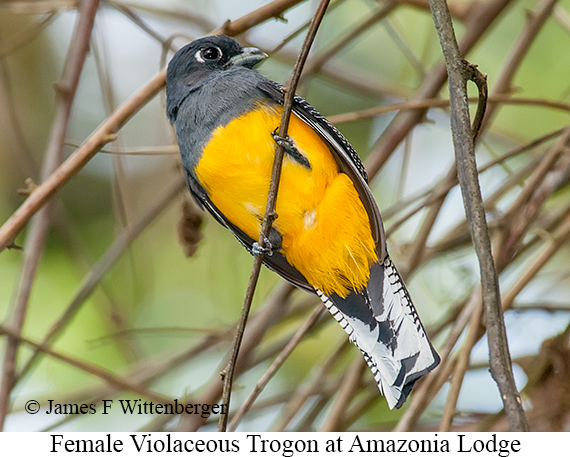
195, 46, 222, 63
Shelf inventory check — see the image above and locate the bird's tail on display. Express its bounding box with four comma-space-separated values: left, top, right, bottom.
315, 255, 439, 409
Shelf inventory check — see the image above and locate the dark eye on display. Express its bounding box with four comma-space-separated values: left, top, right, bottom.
198, 46, 222, 62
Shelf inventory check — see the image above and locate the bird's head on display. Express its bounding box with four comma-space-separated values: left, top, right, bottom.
166, 35, 267, 122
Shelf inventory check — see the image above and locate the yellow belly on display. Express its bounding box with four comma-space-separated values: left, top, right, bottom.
195, 105, 377, 297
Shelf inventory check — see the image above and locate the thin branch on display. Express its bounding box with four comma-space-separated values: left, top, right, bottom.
428, 0, 528, 431
439, 299, 484, 431
482, 0, 559, 131
227, 305, 323, 431
270, 0, 347, 54
14, 178, 185, 384
300, 3, 396, 79
327, 95, 570, 124
217, 0, 331, 432
320, 357, 365, 431
0, 0, 308, 252
271, 339, 348, 431
0, 324, 171, 405
502, 211, 570, 310
0, 0, 100, 430
364, 0, 512, 178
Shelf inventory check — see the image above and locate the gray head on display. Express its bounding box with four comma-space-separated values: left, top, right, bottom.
166, 35, 267, 123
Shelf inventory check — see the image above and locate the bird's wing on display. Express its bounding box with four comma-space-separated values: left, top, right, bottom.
256, 79, 386, 260
182, 167, 314, 294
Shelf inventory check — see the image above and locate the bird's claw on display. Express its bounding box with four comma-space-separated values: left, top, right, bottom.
252, 237, 273, 256
271, 128, 294, 150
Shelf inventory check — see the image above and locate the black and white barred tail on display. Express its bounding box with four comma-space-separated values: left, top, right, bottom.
316, 255, 439, 409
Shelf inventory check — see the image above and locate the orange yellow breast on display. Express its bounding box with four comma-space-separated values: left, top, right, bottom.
195, 105, 377, 297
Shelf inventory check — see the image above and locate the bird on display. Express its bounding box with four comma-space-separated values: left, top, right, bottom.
166, 35, 439, 409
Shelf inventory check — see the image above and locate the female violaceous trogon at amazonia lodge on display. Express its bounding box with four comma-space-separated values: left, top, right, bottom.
166, 35, 440, 409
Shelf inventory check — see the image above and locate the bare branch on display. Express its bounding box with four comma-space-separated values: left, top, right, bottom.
227, 305, 323, 431
217, 0, 331, 432
0, 0, 100, 430
0, 0, 308, 253
428, 0, 528, 431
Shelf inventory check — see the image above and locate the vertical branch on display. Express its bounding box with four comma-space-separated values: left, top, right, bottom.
427, 0, 529, 431
217, 0, 331, 432
0, 0, 100, 430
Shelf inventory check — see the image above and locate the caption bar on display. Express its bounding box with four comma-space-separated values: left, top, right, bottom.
1, 431, 560, 456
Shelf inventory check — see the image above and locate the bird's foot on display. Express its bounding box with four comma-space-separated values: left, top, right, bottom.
271, 128, 311, 169
252, 236, 273, 256
271, 128, 294, 150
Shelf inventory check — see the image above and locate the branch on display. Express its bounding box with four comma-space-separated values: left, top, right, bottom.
0, 0, 100, 430
217, 0, 331, 432
327, 95, 570, 124
0, 0, 308, 253
227, 305, 323, 431
365, 0, 512, 178
0, 324, 171, 405
428, 0, 529, 431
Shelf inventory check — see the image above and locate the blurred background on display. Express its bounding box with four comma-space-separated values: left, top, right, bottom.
0, 0, 569, 432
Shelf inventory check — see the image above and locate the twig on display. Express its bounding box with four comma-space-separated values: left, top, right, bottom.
0, 0, 308, 253
217, 0, 331, 432
14, 178, 185, 384
428, 0, 528, 431
271, 339, 348, 431
227, 305, 323, 431
364, 0, 512, 178
0, 324, 171, 405
320, 357, 365, 431
300, 3, 396, 78
270, 0, 346, 54
439, 298, 484, 431
495, 126, 570, 268
482, 0, 559, 131
327, 95, 570, 124
219, 0, 306, 36
108, 0, 216, 32
0, 0, 100, 430
404, 164, 456, 274
502, 211, 570, 310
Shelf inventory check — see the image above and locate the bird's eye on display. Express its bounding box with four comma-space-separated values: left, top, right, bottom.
196, 46, 222, 63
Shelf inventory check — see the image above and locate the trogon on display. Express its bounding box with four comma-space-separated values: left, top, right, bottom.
166, 35, 439, 409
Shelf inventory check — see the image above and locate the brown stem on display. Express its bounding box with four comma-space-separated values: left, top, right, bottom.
0, 0, 308, 253
0, 0, 100, 430
217, 0, 331, 432
227, 305, 323, 431
428, 0, 528, 431
364, 0, 512, 178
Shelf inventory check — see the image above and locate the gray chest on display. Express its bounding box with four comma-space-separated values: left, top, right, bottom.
174, 70, 273, 174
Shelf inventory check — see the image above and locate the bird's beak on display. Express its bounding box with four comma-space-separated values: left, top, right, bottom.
227, 47, 268, 69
